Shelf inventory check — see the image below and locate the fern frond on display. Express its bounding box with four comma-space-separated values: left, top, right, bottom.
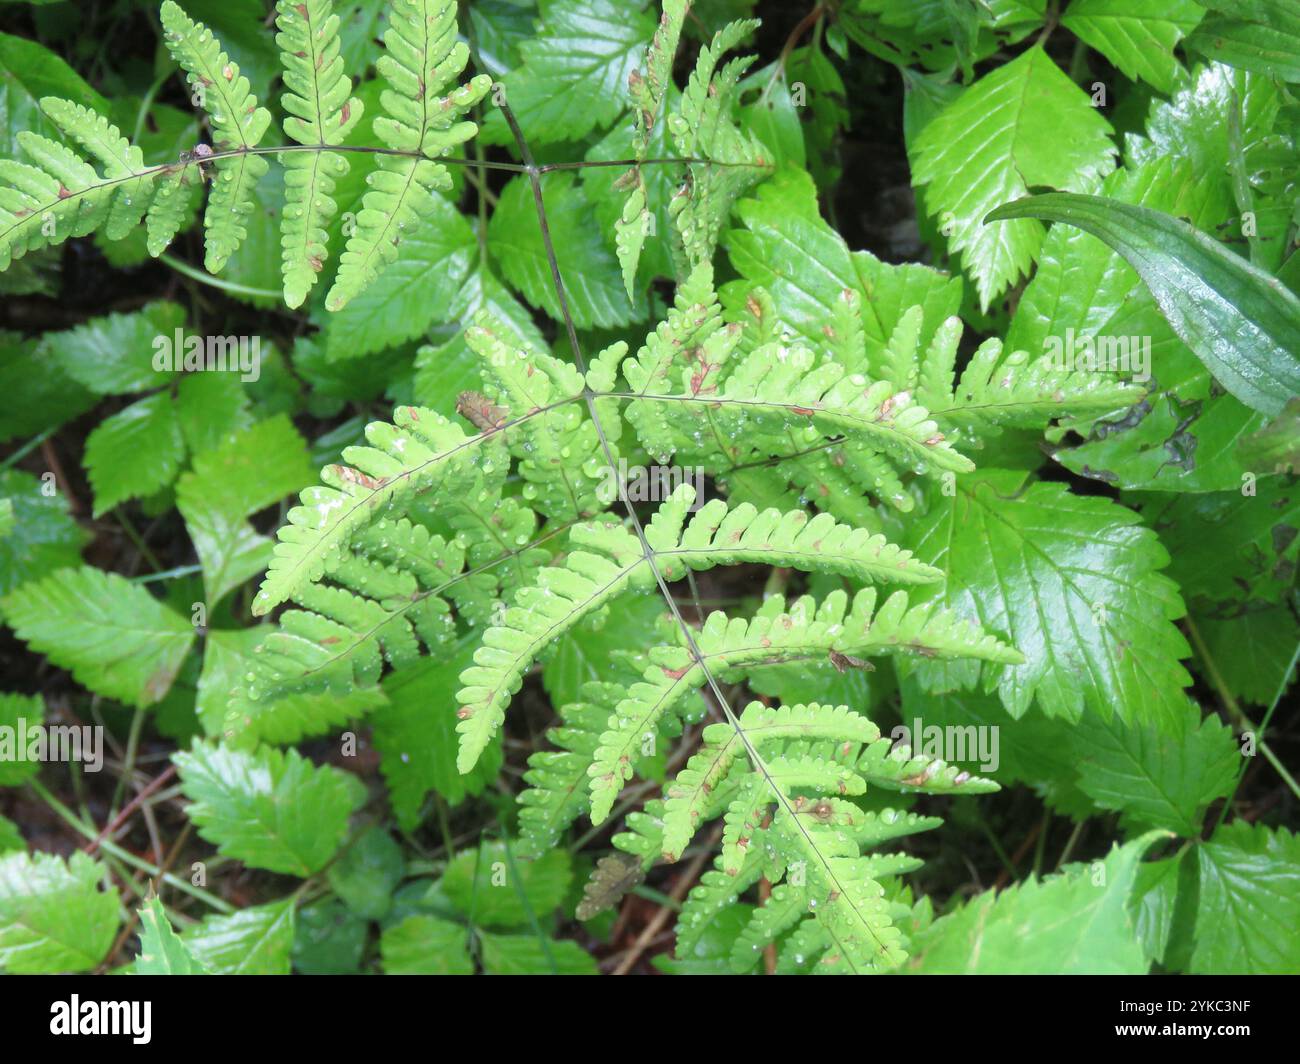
729, 882, 804, 972
145, 168, 201, 256
275, 0, 364, 308
465, 317, 616, 520
516, 685, 623, 858
325, 0, 490, 310
587, 592, 918, 826
252, 405, 505, 615
455, 485, 946, 774
619, 264, 976, 505
160, 0, 272, 272
654, 699, 925, 973
661, 702, 880, 861
666, 18, 768, 274
0, 134, 109, 269
241, 519, 462, 695
886, 309, 1144, 443
614, 0, 689, 295
856, 735, 1000, 794
38, 99, 150, 241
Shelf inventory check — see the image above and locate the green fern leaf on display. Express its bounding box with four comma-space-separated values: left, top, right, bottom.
324, 0, 490, 311
455, 485, 948, 774
614, 0, 688, 296
667, 18, 768, 274
38, 98, 150, 240
0, 132, 112, 269
275, 0, 364, 308
160, 0, 273, 272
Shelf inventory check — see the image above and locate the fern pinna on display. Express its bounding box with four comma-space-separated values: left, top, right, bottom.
0, 0, 1153, 974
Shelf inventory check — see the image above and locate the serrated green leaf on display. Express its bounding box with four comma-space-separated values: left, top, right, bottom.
322, 194, 474, 361
132, 895, 211, 974
174, 740, 365, 876
176, 414, 313, 605
1192, 821, 1300, 973
910, 833, 1164, 973
1061, 0, 1206, 93
912, 46, 1117, 309
482, 0, 657, 145
0, 330, 96, 443
1140, 476, 1300, 609
83, 392, 186, 515
1, 567, 195, 707
440, 841, 571, 930
0, 467, 88, 596
1073, 707, 1239, 836
489, 171, 640, 328
182, 899, 295, 974
40, 301, 185, 395
904, 469, 1192, 727
380, 914, 473, 974
0, 851, 119, 973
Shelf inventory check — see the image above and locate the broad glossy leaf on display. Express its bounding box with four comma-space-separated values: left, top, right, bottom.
1061, 0, 1205, 93
481, 0, 656, 145
986, 192, 1300, 416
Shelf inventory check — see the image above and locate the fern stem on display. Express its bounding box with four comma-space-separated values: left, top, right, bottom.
158, 253, 282, 298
